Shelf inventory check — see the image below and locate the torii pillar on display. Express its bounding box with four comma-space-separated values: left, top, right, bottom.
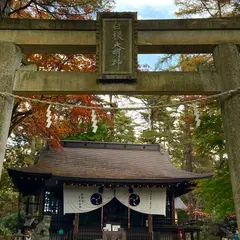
213, 43, 240, 229
0, 42, 22, 179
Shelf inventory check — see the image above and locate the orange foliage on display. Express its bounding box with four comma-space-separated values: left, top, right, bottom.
8, 0, 113, 20
8, 0, 114, 148
12, 94, 111, 148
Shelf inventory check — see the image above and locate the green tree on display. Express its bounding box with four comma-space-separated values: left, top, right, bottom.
0, 1, 115, 238
193, 100, 234, 218
111, 111, 136, 143
0, 0, 114, 19
196, 159, 234, 218
0, 135, 39, 239
66, 109, 136, 143
174, 0, 239, 18
172, 0, 239, 236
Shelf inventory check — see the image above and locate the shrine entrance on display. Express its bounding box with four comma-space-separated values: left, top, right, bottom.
0, 12, 240, 240
9, 140, 204, 240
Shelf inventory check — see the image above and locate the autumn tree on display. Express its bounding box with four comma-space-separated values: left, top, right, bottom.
169, 0, 239, 175
3, 0, 114, 147
0, 1, 115, 238
171, 0, 240, 236
0, 0, 114, 19
174, 0, 239, 18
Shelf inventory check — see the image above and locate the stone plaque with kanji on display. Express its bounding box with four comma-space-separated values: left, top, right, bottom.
97, 12, 137, 82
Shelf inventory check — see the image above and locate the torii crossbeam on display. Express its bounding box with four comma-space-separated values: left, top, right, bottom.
0, 13, 240, 229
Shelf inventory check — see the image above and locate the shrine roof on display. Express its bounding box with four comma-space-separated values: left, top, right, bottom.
8, 140, 211, 184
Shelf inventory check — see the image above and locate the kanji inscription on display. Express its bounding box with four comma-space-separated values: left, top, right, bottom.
78, 193, 84, 209
111, 21, 125, 70
97, 13, 137, 81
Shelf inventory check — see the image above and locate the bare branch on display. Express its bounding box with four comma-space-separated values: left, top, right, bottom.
200, 0, 215, 17
8, 0, 34, 16
9, 110, 33, 136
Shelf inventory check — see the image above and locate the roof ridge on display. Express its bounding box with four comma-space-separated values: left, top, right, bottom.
60, 140, 165, 152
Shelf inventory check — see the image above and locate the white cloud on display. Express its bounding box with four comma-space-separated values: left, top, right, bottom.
113, 0, 176, 19
114, 0, 175, 12
137, 14, 144, 19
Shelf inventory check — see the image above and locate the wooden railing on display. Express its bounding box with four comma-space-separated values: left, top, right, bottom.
50, 229, 102, 240
153, 217, 199, 228
50, 230, 180, 240
154, 232, 178, 240
78, 229, 102, 240
127, 230, 152, 240
50, 233, 65, 240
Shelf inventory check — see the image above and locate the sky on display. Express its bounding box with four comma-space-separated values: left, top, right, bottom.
113, 0, 177, 69
108, 1, 178, 133
113, 0, 175, 19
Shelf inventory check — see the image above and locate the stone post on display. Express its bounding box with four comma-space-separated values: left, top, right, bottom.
0, 42, 22, 179
213, 43, 240, 229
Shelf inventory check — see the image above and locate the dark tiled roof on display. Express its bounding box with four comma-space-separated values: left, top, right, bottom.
8, 141, 211, 183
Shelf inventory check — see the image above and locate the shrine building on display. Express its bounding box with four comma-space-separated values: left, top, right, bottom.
8, 140, 210, 240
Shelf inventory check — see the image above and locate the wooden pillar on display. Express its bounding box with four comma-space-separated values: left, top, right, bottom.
128, 206, 131, 229
172, 194, 175, 225
196, 231, 200, 240
166, 190, 174, 225
26, 197, 30, 215
148, 214, 153, 233
166, 192, 172, 224
213, 43, 240, 229
0, 42, 21, 179
73, 213, 79, 240
39, 188, 45, 217
17, 193, 22, 223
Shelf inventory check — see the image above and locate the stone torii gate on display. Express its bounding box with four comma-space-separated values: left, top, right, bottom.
0, 12, 240, 227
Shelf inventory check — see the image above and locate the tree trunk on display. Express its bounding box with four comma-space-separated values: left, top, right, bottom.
109, 95, 116, 139
183, 104, 194, 221
0, 0, 11, 17
216, 0, 222, 17
183, 104, 193, 172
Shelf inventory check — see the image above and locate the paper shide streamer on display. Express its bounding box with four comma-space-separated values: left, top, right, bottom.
193, 104, 201, 127
91, 110, 98, 133
78, 116, 82, 126
46, 105, 52, 128
45, 106, 98, 134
